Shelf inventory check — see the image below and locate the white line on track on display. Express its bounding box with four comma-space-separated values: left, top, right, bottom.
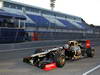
82, 65, 100, 75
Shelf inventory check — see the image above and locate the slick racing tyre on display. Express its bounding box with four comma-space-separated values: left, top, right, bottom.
54, 54, 66, 68
86, 48, 95, 57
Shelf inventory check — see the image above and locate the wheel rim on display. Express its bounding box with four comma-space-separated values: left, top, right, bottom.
60, 57, 65, 65
91, 51, 95, 56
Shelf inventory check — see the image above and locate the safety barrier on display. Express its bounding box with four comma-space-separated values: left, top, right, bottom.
0, 38, 100, 52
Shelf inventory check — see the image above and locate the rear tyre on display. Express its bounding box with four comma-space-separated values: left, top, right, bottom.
86, 48, 95, 57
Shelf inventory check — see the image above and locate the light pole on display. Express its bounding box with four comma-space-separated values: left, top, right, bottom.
50, 0, 56, 40
50, 0, 56, 11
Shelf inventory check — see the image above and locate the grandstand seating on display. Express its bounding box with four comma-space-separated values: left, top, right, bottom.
26, 14, 89, 29
57, 19, 78, 29
76, 22, 89, 29
27, 14, 54, 27
43, 16, 65, 27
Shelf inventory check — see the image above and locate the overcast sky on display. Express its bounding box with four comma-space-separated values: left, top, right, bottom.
12, 0, 100, 26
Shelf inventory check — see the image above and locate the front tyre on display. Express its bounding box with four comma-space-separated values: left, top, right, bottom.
54, 55, 66, 68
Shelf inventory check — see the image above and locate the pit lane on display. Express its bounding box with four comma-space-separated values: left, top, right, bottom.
0, 46, 100, 75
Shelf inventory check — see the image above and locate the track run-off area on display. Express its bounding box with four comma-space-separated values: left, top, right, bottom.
0, 46, 100, 75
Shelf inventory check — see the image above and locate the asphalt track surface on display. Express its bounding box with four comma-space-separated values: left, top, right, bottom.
0, 46, 100, 75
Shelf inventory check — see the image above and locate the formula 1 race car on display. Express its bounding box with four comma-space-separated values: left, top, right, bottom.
23, 47, 65, 71
23, 40, 95, 71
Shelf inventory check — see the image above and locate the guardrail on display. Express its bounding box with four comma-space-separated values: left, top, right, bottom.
0, 38, 100, 52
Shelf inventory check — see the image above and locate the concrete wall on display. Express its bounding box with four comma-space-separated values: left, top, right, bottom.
0, 39, 100, 52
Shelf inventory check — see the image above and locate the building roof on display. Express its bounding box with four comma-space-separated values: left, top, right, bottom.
2, 0, 81, 20
0, 10, 26, 20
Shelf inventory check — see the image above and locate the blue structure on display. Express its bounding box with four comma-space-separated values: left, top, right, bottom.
0, 0, 99, 43
0, 8, 26, 43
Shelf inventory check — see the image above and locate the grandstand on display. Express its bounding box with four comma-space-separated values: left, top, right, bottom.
0, 0, 100, 43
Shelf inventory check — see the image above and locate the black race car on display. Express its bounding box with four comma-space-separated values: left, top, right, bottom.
23, 40, 95, 71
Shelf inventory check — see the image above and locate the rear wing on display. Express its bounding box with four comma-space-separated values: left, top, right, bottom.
77, 40, 91, 48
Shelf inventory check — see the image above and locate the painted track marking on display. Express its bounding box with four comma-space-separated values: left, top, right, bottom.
82, 65, 100, 75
